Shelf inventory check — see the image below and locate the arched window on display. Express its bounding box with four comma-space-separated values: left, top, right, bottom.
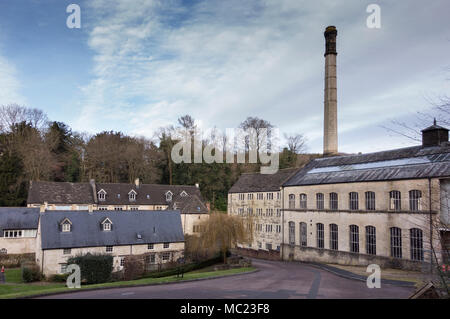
409, 190, 422, 211
330, 224, 338, 250
288, 222, 295, 245
365, 191, 376, 211
365, 226, 376, 255
349, 225, 359, 253
288, 194, 295, 209
299, 194, 307, 209
349, 192, 359, 210
329, 192, 338, 210
410, 228, 424, 261
300, 222, 307, 247
389, 191, 401, 211
390, 227, 402, 258
316, 223, 324, 248
316, 193, 324, 210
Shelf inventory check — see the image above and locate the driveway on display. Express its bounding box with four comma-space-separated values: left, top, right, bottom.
37, 259, 415, 299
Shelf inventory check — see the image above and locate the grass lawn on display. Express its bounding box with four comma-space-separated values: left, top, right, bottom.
0, 266, 255, 299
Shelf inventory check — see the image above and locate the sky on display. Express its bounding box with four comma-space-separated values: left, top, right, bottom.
0, 0, 449, 154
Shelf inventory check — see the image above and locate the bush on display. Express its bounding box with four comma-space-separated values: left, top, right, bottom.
67, 253, 113, 284
48, 273, 70, 283
21, 263, 43, 283
123, 255, 145, 281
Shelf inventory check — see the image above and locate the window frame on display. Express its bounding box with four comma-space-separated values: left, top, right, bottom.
316, 193, 324, 210
390, 227, 402, 258
365, 191, 376, 211
329, 192, 338, 210
349, 192, 359, 210
410, 228, 424, 261
365, 226, 376, 255
329, 224, 338, 250
316, 223, 324, 249
349, 225, 360, 253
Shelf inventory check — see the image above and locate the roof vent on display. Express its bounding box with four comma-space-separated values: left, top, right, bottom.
421, 119, 449, 147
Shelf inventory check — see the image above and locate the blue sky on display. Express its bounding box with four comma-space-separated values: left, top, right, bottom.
0, 0, 449, 153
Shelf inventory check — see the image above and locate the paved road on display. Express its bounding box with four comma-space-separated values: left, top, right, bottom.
38, 259, 415, 299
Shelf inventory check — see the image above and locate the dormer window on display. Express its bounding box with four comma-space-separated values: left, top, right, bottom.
180, 191, 188, 197
101, 218, 113, 231
128, 190, 137, 202
61, 218, 72, 232
98, 189, 107, 201
165, 191, 173, 202
146, 194, 150, 199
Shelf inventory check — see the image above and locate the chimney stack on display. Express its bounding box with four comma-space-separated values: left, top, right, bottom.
323, 26, 338, 156
135, 178, 140, 189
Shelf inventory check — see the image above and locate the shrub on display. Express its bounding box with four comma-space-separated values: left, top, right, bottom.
48, 273, 70, 283
123, 255, 145, 281
0, 253, 35, 268
67, 253, 113, 284
21, 262, 43, 283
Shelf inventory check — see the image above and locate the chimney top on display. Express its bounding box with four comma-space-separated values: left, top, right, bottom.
134, 178, 140, 189
421, 120, 448, 147
324, 26, 337, 56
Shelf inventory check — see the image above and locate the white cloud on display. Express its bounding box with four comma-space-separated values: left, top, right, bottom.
0, 54, 25, 106
75, 0, 450, 153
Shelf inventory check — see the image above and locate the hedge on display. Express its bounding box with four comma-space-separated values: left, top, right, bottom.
67, 253, 113, 284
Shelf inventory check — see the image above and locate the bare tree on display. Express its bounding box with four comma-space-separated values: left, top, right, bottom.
284, 133, 307, 154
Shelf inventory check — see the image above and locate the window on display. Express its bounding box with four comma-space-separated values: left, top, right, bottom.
130, 207, 139, 211
63, 248, 71, 255
3, 230, 23, 238
102, 218, 112, 231
349, 192, 359, 210
162, 252, 171, 261
60, 264, 68, 274
258, 242, 262, 249
61, 219, 71, 232
247, 193, 253, 200
289, 194, 295, 209
106, 246, 113, 253
349, 225, 359, 253
299, 194, 307, 209
120, 258, 125, 267
389, 191, 401, 211
265, 243, 272, 250
329, 224, 338, 250
276, 209, 281, 217
257, 193, 263, 200
409, 190, 422, 211
300, 222, 307, 247
410, 228, 424, 261
390, 227, 402, 258
147, 243, 154, 250
316, 193, 324, 210
365, 191, 376, 210
128, 190, 136, 201
166, 191, 173, 202
265, 224, 273, 233
266, 193, 274, 200
365, 226, 376, 255
288, 222, 295, 245
276, 225, 281, 233
114, 207, 123, 211
329, 193, 338, 210
146, 254, 156, 264
180, 191, 188, 197
239, 193, 244, 200
98, 207, 108, 211
316, 223, 324, 249
163, 243, 169, 249
98, 189, 106, 201
277, 192, 281, 200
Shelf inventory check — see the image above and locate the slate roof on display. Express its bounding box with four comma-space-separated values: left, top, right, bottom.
168, 194, 209, 214
0, 207, 40, 236
27, 181, 203, 206
27, 181, 94, 205
284, 143, 450, 186
40, 210, 185, 250
228, 168, 299, 193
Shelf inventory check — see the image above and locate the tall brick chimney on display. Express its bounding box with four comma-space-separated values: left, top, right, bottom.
323, 26, 338, 156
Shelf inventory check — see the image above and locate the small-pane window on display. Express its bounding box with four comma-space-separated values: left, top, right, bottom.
390, 227, 402, 258
288, 222, 295, 245
300, 222, 307, 247
365, 226, 376, 255
389, 191, 401, 211
349, 225, 359, 253
329, 224, 338, 250
409, 190, 422, 211
365, 191, 376, 210
410, 228, 424, 261
316, 223, 324, 249
289, 194, 295, 209
316, 193, 324, 210
329, 193, 338, 210
299, 194, 307, 209
349, 192, 359, 210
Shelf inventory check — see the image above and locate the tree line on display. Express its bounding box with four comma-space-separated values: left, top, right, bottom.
0, 104, 310, 210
